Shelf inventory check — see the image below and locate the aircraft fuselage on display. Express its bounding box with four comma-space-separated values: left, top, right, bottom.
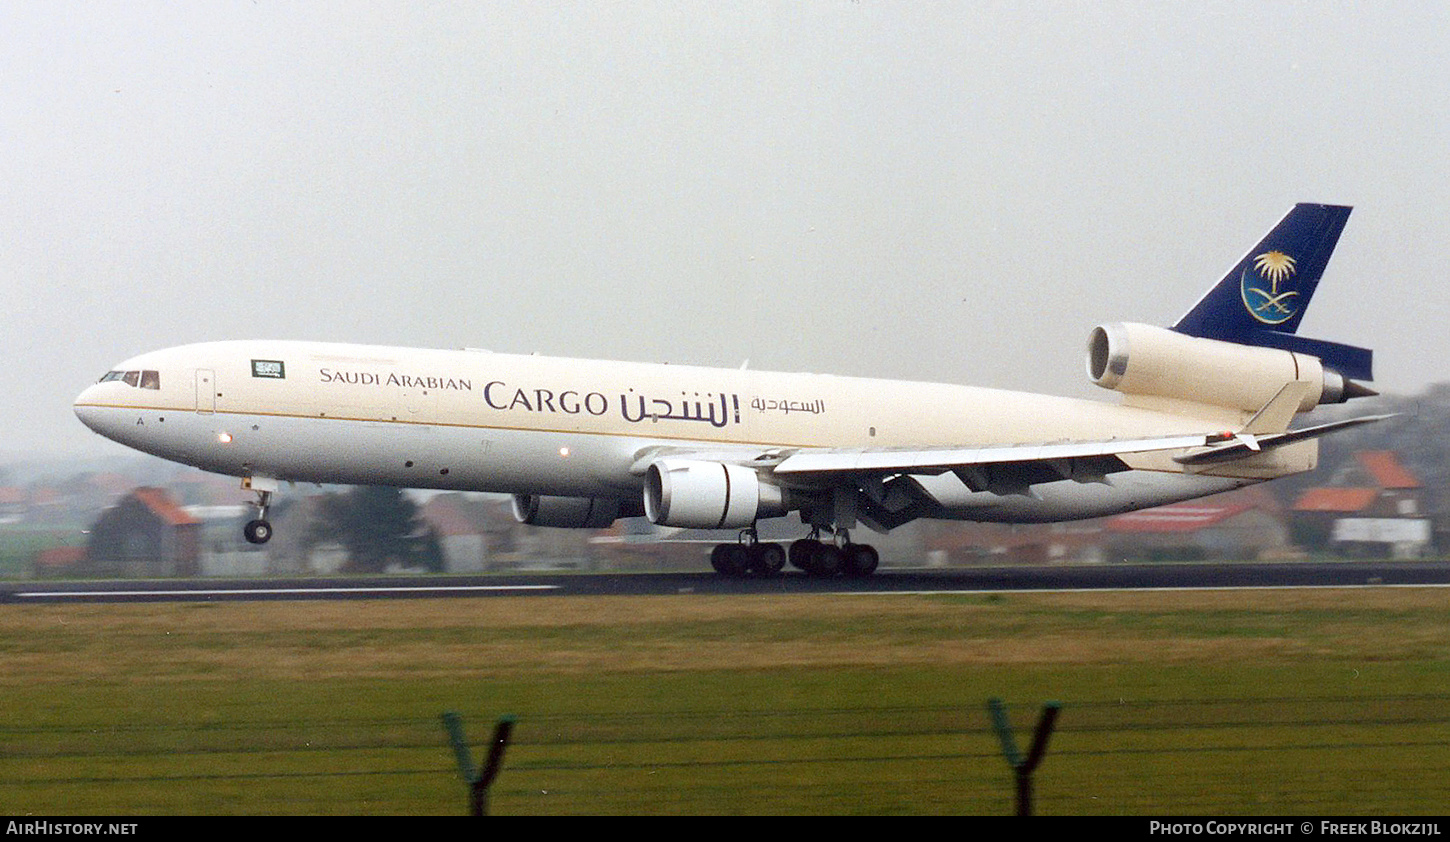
73, 339, 1263, 523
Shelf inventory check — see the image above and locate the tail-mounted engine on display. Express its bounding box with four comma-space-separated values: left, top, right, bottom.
644, 459, 789, 529
1087, 322, 1363, 412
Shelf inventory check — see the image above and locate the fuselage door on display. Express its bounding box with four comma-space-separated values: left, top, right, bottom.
196, 369, 216, 414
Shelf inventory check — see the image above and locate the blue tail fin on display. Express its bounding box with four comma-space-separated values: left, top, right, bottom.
1171, 204, 1372, 381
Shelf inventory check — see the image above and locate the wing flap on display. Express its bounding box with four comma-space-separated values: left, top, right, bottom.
953, 456, 1128, 496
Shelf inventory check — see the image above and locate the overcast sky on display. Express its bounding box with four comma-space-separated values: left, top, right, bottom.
5, 2, 1447, 460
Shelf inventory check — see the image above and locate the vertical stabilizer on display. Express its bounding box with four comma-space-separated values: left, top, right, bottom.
1171, 204, 1372, 381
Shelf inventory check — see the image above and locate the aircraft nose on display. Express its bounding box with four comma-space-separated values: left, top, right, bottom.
74, 385, 97, 428
73, 383, 110, 435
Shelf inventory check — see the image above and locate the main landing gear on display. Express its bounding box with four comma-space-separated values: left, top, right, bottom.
709, 528, 879, 578
709, 532, 786, 577
789, 533, 879, 578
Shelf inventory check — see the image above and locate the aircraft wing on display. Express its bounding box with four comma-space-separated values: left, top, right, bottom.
629, 431, 1237, 531
631, 433, 1205, 485
768, 415, 1395, 493
763, 382, 1393, 491
768, 433, 1214, 496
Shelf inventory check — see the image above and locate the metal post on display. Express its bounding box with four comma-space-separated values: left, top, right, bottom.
987, 698, 1061, 816
442, 712, 516, 816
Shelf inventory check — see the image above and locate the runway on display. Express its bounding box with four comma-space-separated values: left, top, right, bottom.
4, 560, 1447, 603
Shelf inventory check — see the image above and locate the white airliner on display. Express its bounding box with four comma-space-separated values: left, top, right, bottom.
75, 204, 1387, 576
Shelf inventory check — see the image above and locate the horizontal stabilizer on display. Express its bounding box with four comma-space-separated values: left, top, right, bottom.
1250, 332, 1374, 382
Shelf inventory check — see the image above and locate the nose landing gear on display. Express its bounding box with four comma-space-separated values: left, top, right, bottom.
242, 476, 277, 545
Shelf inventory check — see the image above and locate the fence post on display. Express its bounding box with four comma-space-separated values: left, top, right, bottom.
441, 711, 517, 816
987, 698, 1060, 816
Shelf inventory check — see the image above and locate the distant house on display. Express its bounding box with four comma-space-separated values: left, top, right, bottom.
417, 493, 513, 573
921, 486, 1288, 565
1102, 486, 1289, 561
1292, 451, 1430, 558
34, 546, 86, 576
83, 487, 201, 577
921, 519, 1106, 566
262, 495, 347, 575
0, 486, 24, 524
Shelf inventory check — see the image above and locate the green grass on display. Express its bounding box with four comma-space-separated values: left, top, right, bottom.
1, 589, 1448, 814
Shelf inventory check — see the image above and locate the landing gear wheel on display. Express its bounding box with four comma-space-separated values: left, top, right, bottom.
804, 542, 844, 577
789, 538, 821, 571
842, 543, 880, 577
748, 542, 787, 576
710, 543, 751, 577
243, 519, 273, 545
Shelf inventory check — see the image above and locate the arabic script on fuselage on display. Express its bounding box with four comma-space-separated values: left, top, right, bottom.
316, 368, 825, 428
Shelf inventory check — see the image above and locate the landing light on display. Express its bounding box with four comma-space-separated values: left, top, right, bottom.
559, 447, 570, 458
217, 432, 233, 444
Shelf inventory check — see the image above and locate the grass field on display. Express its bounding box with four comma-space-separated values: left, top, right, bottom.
2, 586, 1448, 815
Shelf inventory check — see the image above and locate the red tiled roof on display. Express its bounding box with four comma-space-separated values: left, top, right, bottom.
1355, 451, 1420, 489
36, 547, 85, 569
1106, 503, 1254, 534
1292, 487, 1380, 513
131, 487, 200, 527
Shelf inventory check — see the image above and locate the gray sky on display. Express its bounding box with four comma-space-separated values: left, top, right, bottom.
5, 2, 1448, 460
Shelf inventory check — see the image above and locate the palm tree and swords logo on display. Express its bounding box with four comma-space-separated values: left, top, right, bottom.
1240, 249, 1299, 325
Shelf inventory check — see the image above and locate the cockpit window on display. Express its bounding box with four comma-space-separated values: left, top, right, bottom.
99, 370, 161, 390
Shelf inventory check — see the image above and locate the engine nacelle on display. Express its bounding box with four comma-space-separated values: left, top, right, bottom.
644, 459, 788, 529
511, 494, 639, 528
1087, 322, 1354, 412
